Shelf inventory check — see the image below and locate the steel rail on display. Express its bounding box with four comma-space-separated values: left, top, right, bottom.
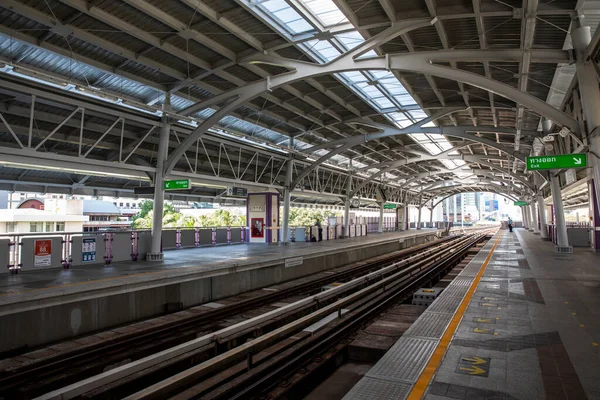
35, 236, 470, 400
115, 233, 489, 400
218, 233, 489, 400
1, 235, 452, 399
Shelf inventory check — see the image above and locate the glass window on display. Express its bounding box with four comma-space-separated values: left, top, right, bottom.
6, 222, 16, 233
30, 222, 43, 233
56, 222, 65, 232
46, 222, 54, 232
119, 202, 123, 207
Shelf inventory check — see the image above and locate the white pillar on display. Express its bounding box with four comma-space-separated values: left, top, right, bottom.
453, 195, 457, 226
530, 202, 540, 234
535, 174, 550, 240
521, 206, 528, 229
572, 24, 600, 215
378, 199, 384, 233
148, 113, 170, 261
542, 119, 570, 249
572, 23, 600, 251
461, 193, 464, 228
399, 197, 406, 231
551, 176, 570, 248
280, 138, 294, 245
344, 160, 352, 238
416, 195, 422, 230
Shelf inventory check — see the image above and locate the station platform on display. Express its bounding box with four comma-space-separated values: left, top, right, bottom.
0, 229, 440, 353
345, 229, 600, 400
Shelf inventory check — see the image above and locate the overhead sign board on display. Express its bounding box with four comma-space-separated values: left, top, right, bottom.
134, 186, 155, 195
164, 179, 191, 190
527, 154, 587, 171
383, 203, 397, 209
514, 201, 528, 206
227, 186, 248, 197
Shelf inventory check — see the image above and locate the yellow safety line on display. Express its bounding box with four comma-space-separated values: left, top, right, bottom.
407, 230, 503, 400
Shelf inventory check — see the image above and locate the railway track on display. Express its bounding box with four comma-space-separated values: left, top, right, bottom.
30, 229, 494, 400
0, 234, 462, 399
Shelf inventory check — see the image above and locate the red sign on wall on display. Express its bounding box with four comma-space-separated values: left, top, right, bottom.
34, 239, 52, 267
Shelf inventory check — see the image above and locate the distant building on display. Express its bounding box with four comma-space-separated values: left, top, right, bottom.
83, 200, 130, 232
0, 199, 88, 233
0, 191, 8, 209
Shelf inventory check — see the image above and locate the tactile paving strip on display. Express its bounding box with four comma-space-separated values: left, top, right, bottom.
426, 292, 463, 314
440, 277, 474, 298
403, 311, 453, 339
366, 337, 438, 382
344, 376, 412, 399
344, 232, 503, 400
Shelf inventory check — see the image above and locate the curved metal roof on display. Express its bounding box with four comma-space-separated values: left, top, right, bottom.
0, 0, 597, 207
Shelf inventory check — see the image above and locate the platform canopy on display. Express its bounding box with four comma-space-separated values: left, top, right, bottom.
0, 0, 597, 207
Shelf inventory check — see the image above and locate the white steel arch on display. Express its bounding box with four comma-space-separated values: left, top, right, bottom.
164, 20, 576, 173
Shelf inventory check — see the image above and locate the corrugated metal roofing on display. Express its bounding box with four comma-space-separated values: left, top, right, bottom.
0, 0, 597, 202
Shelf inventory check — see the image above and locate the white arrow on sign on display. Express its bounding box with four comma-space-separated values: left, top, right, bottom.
573, 157, 582, 165
166, 183, 170, 188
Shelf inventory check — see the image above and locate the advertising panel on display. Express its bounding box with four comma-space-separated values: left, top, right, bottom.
34, 239, 52, 267
82, 237, 97, 263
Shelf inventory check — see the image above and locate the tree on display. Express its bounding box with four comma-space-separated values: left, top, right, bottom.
287, 208, 341, 227
131, 200, 179, 228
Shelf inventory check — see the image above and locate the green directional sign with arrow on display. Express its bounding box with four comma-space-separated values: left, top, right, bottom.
383, 203, 397, 209
514, 201, 528, 206
163, 179, 191, 190
527, 154, 587, 171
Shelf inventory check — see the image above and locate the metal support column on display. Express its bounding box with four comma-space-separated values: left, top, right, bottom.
572, 22, 600, 251
280, 138, 294, 245
343, 160, 352, 238
521, 206, 528, 229
148, 112, 170, 261
429, 207, 434, 228
530, 202, 540, 234
378, 199, 384, 233
417, 196, 423, 230
535, 174, 550, 240
399, 194, 406, 231
550, 176, 570, 250
542, 120, 571, 251
453, 195, 457, 226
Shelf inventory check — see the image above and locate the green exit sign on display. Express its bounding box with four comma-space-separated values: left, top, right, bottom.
527, 154, 587, 171
164, 179, 190, 190
383, 203, 397, 209
514, 201, 528, 206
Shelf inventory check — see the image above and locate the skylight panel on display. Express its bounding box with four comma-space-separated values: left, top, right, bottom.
300, 0, 349, 26
261, 0, 314, 34
422, 142, 442, 154
410, 133, 429, 142
387, 112, 412, 128
373, 97, 394, 109
340, 71, 367, 83
305, 40, 341, 61
336, 31, 365, 49
410, 110, 427, 120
